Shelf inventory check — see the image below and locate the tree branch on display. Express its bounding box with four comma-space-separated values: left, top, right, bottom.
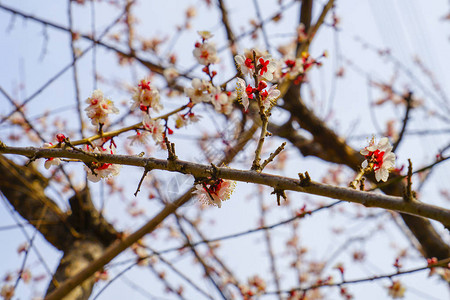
1, 145, 449, 228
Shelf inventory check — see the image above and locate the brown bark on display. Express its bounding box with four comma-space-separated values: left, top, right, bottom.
45, 239, 105, 300
0, 155, 73, 250
0, 155, 120, 299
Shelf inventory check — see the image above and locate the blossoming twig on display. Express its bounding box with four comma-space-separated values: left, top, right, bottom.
2, 144, 449, 227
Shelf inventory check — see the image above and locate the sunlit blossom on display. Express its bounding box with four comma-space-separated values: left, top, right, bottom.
127, 130, 151, 146
260, 84, 281, 111
235, 54, 255, 77
131, 79, 162, 113
174, 113, 200, 129
193, 42, 219, 65
84, 145, 121, 182
257, 56, 277, 81
282, 56, 304, 79
197, 30, 213, 40
184, 78, 218, 104
361, 137, 396, 182
212, 91, 234, 115
43, 142, 61, 169
236, 77, 249, 110
85, 89, 119, 126
143, 115, 165, 143
163, 68, 179, 83
194, 178, 235, 208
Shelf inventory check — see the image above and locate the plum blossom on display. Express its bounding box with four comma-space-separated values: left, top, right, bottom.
387, 280, 406, 299
361, 137, 396, 182
43, 142, 61, 169
212, 91, 234, 115
131, 79, 162, 113
282, 56, 304, 79
260, 84, 281, 111
84, 145, 121, 182
143, 115, 164, 143
174, 112, 200, 129
184, 78, 218, 104
194, 178, 235, 208
163, 67, 179, 83
430, 267, 450, 282
236, 77, 249, 110
85, 90, 119, 126
127, 130, 151, 146
235, 54, 255, 77
257, 56, 277, 81
193, 42, 219, 65
197, 30, 213, 40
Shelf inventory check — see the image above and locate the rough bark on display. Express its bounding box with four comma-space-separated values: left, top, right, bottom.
0, 155, 120, 299
0, 155, 73, 250
45, 239, 105, 300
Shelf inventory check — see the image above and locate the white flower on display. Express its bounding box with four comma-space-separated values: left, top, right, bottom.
127, 131, 151, 146
236, 77, 249, 110
235, 54, 255, 77
84, 145, 121, 182
44, 157, 61, 169
212, 92, 234, 115
193, 42, 219, 65
184, 78, 218, 104
143, 115, 165, 143
361, 137, 396, 182
260, 84, 280, 111
431, 267, 450, 282
131, 79, 162, 113
163, 68, 179, 83
197, 30, 213, 40
387, 280, 406, 299
193, 179, 235, 208
257, 56, 277, 81
282, 56, 304, 79
43, 143, 61, 169
85, 89, 119, 126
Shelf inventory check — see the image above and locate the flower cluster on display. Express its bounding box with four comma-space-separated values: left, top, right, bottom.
361, 137, 396, 182
194, 178, 235, 208
235, 51, 277, 82
174, 112, 200, 129
279, 52, 324, 84
85, 90, 119, 126
185, 78, 236, 115
238, 275, 267, 299
212, 91, 236, 115
84, 144, 121, 182
193, 31, 219, 66
131, 78, 163, 113
142, 115, 165, 144
127, 130, 151, 146
185, 78, 218, 104
236, 77, 280, 111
